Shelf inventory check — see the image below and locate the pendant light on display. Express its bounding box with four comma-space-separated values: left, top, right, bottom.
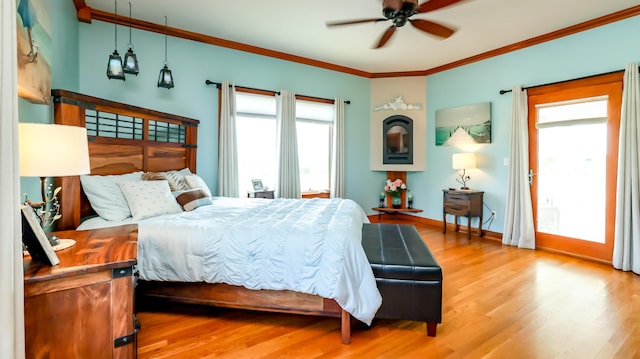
157, 16, 174, 89
106, 0, 125, 80
123, 1, 139, 75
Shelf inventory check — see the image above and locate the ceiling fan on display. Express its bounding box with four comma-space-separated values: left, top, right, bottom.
326, 0, 462, 49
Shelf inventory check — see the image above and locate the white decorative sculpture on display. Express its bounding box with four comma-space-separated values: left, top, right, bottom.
374, 96, 422, 111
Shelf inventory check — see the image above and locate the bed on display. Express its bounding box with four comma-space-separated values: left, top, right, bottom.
52, 90, 381, 344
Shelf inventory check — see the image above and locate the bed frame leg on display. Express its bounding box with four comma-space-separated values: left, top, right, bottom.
341, 309, 351, 344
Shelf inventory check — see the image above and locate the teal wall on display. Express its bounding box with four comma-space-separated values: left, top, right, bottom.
418, 15, 640, 233
19, 0, 79, 202
29, 4, 640, 232
77, 20, 375, 209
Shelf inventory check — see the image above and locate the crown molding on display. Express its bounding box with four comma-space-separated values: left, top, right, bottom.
73, 1, 640, 79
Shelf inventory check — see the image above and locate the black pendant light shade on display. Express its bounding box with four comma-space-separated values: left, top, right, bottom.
157, 16, 174, 89
124, 47, 139, 75
123, 2, 139, 75
157, 64, 174, 89
106, 0, 125, 80
107, 50, 125, 80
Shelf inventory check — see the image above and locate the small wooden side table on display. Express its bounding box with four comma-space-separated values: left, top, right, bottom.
442, 189, 484, 239
372, 207, 423, 221
24, 224, 138, 359
251, 190, 275, 199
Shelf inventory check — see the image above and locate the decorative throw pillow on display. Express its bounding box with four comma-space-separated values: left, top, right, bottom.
142, 172, 178, 191
117, 180, 183, 220
184, 174, 212, 197
164, 168, 192, 191
176, 189, 213, 211
80, 171, 144, 221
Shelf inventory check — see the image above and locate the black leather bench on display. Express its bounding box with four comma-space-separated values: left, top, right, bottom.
362, 223, 443, 336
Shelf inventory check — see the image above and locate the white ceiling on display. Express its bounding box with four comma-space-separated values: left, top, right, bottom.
85, 0, 640, 74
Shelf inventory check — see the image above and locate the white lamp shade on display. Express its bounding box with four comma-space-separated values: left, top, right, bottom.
19, 123, 91, 177
452, 153, 476, 170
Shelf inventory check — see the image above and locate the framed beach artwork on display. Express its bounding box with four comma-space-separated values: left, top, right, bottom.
435, 102, 492, 146
16, 0, 52, 104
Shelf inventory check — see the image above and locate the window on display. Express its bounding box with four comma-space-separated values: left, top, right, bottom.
235, 92, 334, 196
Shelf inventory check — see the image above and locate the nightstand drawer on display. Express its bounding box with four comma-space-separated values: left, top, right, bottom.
444, 195, 469, 206
444, 205, 468, 216
253, 190, 275, 199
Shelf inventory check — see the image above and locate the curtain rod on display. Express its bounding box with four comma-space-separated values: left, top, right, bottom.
498, 67, 630, 95
205, 80, 351, 104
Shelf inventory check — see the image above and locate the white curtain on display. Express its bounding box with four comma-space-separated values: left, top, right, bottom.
1, 0, 26, 356
613, 62, 640, 274
217, 81, 239, 197
330, 98, 345, 198
502, 85, 536, 249
276, 90, 301, 198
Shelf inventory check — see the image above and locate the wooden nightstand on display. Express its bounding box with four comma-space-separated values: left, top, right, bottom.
251, 190, 275, 199
443, 189, 484, 239
23, 224, 138, 359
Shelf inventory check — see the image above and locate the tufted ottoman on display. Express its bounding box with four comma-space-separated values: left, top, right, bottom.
361, 223, 443, 336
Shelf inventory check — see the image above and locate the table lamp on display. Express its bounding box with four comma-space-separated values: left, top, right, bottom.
19, 123, 91, 248
452, 153, 476, 190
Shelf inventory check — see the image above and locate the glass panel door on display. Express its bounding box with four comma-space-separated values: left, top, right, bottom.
527, 74, 622, 261
536, 98, 608, 243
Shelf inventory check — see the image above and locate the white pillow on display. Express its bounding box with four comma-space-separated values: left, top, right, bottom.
184, 174, 212, 197
117, 180, 183, 220
80, 172, 143, 221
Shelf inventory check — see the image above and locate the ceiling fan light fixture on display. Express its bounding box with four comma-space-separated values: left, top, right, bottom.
106, 0, 125, 80
123, 1, 139, 75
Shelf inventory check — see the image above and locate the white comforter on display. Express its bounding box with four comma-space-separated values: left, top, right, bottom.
136, 197, 381, 325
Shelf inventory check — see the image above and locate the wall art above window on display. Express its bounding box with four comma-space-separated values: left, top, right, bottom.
435, 102, 491, 146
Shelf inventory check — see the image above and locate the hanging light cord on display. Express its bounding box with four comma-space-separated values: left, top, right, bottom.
128, 2, 132, 48
164, 16, 168, 64
114, 0, 118, 49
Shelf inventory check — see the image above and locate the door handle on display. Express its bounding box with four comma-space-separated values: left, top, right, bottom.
529, 168, 535, 186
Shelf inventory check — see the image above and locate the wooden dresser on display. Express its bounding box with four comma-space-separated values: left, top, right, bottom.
442, 189, 484, 239
23, 225, 138, 359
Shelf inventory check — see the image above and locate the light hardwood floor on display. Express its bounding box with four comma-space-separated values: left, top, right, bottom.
136, 218, 640, 359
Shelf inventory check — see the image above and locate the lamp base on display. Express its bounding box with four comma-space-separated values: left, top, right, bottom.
51, 238, 75, 252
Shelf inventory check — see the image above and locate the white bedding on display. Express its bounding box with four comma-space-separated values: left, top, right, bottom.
81, 197, 381, 324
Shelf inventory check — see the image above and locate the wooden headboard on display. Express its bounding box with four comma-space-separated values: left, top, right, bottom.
52, 89, 199, 230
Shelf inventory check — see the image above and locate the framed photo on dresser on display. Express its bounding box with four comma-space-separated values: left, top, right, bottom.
21, 205, 59, 266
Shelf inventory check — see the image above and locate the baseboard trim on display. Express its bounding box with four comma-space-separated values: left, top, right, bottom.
367, 213, 503, 242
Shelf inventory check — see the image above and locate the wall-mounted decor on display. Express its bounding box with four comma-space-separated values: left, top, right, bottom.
435, 102, 491, 146
374, 96, 422, 111
17, 0, 51, 104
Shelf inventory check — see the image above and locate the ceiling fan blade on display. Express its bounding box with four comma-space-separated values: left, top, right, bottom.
416, 0, 464, 13
375, 26, 397, 49
409, 19, 455, 38
326, 18, 386, 27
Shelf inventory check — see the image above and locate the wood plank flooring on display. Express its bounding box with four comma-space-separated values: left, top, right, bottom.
135, 218, 640, 359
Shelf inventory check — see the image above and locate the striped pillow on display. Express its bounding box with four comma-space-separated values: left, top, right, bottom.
176, 189, 212, 211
